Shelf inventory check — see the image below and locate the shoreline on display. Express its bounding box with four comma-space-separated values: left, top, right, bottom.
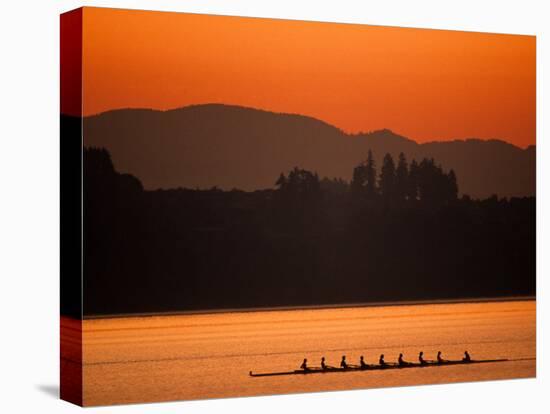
81, 295, 535, 320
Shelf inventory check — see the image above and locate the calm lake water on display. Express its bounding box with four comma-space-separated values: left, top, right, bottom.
78, 300, 535, 406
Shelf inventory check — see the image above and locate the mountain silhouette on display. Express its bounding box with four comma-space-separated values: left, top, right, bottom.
82, 104, 535, 198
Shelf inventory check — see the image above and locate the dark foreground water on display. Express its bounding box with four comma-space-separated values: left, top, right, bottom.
72, 300, 535, 406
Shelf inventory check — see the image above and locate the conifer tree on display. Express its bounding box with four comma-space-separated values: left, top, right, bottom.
395, 152, 409, 202
379, 153, 396, 202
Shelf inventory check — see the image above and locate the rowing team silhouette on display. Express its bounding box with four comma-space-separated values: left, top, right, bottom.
300, 351, 471, 370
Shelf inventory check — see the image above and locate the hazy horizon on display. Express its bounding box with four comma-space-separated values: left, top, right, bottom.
78, 104, 535, 197
71, 103, 535, 150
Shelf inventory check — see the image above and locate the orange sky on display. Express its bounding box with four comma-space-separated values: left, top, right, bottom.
80, 7, 536, 147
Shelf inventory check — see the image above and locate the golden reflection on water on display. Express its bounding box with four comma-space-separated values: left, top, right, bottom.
80, 300, 535, 406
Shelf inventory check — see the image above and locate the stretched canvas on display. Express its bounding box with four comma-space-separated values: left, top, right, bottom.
60, 7, 536, 407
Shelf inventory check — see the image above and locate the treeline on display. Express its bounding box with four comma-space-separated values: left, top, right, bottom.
351, 151, 458, 206
275, 150, 459, 207
76, 147, 535, 317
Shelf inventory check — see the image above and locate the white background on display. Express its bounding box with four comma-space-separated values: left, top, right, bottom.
0, 0, 547, 412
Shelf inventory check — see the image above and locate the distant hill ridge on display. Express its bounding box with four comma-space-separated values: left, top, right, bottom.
81, 104, 535, 198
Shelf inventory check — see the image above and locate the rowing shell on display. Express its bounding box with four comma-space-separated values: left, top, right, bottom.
249, 359, 508, 377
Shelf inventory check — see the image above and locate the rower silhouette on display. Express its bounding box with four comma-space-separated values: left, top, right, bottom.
360, 355, 368, 369
463, 351, 471, 362
379, 354, 386, 366
437, 351, 445, 364
300, 358, 309, 371
340, 355, 348, 369
398, 353, 409, 366
419, 351, 427, 365
321, 357, 328, 370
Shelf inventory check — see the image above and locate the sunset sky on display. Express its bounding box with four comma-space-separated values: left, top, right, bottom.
76, 7, 535, 147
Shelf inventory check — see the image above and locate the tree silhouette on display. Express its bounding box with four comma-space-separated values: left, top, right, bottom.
408, 159, 419, 201
416, 158, 458, 205
379, 153, 396, 203
365, 150, 377, 197
275, 172, 288, 189
321, 177, 349, 195
351, 149, 377, 201
351, 162, 367, 197
418, 158, 440, 203
447, 169, 459, 200
395, 152, 408, 202
276, 167, 321, 204
274, 167, 322, 230
85, 147, 115, 177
